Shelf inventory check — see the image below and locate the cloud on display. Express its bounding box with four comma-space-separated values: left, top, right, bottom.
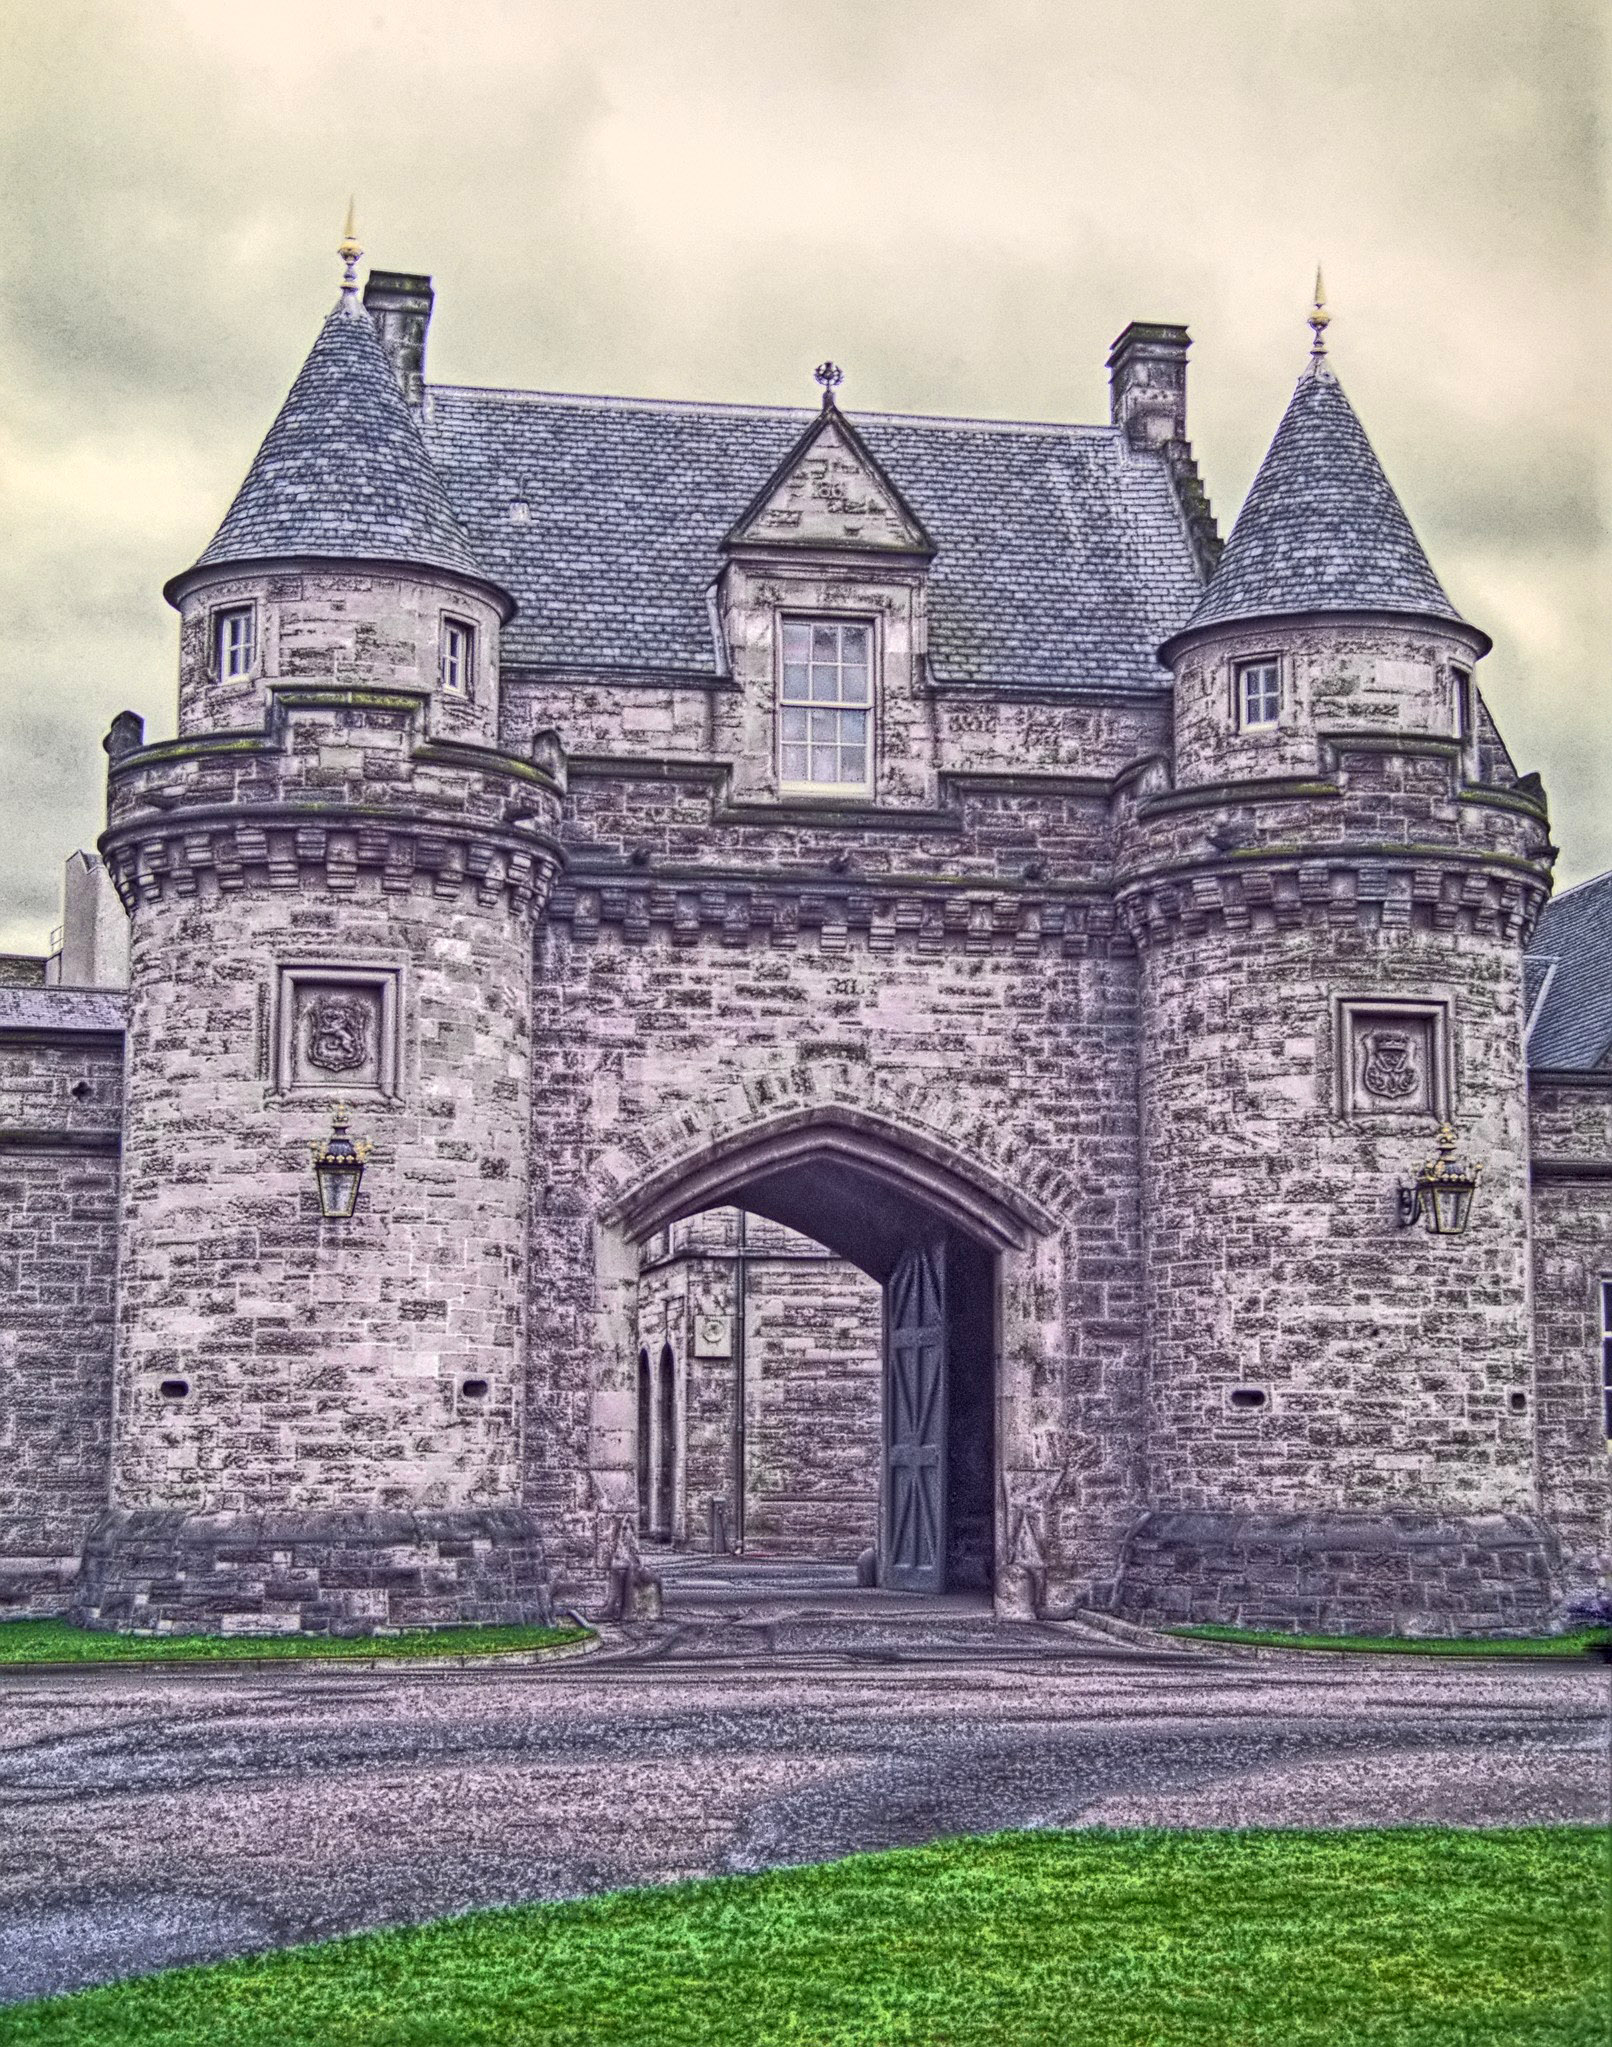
0, 0, 1604, 949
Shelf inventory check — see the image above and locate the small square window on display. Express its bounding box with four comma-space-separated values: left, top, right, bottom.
214, 605, 256, 681
1237, 658, 1280, 730
440, 618, 474, 697
779, 618, 872, 792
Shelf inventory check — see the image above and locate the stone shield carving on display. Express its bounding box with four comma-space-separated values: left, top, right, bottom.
304, 995, 371, 1075
1359, 1029, 1418, 1100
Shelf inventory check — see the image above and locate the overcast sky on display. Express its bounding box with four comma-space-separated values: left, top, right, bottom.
0, 0, 1605, 949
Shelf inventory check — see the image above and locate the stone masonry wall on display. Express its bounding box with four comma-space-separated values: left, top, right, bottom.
1528, 1077, 1612, 1595
100, 686, 560, 1520
0, 1015, 125, 1612
524, 769, 1144, 1605
1115, 626, 1556, 1631
174, 567, 505, 748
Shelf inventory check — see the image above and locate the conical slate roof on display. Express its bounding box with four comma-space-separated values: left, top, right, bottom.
178, 295, 496, 593
1180, 355, 1465, 639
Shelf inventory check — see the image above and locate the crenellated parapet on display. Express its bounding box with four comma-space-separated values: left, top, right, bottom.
1116, 733, 1554, 952
101, 685, 564, 918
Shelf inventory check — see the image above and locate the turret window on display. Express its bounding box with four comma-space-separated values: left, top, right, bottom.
1453, 668, 1474, 741
213, 604, 256, 681
779, 619, 873, 792
440, 618, 474, 697
1237, 658, 1281, 731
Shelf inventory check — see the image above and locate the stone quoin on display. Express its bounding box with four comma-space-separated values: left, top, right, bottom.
1, 244, 1607, 1637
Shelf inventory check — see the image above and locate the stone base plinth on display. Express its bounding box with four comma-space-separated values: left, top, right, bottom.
1110, 1509, 1561, 1638
0, 1556, 80, 1618
71, 1506, 554, 1636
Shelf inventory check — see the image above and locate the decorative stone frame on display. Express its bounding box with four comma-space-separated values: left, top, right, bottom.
272, 963, 402, 1101
1333, 995, 1451, 1122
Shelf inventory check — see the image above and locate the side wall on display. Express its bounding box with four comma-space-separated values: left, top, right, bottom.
0, 1011, 125, 1613
1528, 1075, 1612, 1600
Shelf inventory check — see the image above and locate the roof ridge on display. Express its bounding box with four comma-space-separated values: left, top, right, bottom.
426, 381, 1120, 438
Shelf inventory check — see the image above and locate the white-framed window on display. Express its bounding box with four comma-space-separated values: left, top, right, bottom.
439, 617, 474, 697
213, 604, 256, 681
1600, 1278, 1612, 1440
1236, 657, 1281, 731
1452, 668, 1474, 742
779, 618, 873, 793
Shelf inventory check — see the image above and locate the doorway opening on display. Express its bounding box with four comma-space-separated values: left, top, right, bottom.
628, 1128, 1004, 1595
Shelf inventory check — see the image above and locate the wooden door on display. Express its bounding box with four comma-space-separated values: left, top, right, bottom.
883, 1233, 947, 1593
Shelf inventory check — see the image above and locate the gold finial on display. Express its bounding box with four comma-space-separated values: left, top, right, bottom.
1307, 264, 1331, 355
338, 199, 363, 300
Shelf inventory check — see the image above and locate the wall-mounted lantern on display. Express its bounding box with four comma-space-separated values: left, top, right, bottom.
311, 1107, 371, 1221
1399, 1123, 1480, 1236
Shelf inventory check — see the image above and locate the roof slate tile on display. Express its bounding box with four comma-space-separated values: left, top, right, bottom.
1185, 357, 1464, 638
422, 389, 1206, 686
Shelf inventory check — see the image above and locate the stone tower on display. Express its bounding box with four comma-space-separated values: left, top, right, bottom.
76, 237, 565, 1633
1116, 308, 1560, 1632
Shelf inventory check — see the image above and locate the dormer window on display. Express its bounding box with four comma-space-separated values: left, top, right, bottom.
779, 619, 872, 793
213, 604, 256, 682
440, 618, 474, 697
1237, 657, 1281, 731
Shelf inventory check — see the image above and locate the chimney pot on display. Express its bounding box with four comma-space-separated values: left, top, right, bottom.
363, 269, 435, 410
1107, 321, 1191, 449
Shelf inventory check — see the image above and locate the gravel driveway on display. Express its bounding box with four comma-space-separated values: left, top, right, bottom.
1, 1614, 1605, 2005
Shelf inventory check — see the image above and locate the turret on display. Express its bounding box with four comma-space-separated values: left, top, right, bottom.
76, 221, 565, 1635
1116, 283, 1559, 1637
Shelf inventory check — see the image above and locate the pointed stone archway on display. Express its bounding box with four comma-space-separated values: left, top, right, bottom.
597, 1103, 1057, 1598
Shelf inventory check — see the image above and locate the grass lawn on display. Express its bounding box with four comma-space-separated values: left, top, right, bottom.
0, 1828, 1604, 2046
0, 1618, 591, 1666
1166, 1623, 1612, 1659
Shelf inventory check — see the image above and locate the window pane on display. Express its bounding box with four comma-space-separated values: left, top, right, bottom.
811, 669, 841, 702
838, 743, 866, 783
782, 662, 809, 697
781, 706, 808, 740
782, 622, 811, 661
781, 743, 808, 781
811, 624, 837, 661
810, 747, 839, 782
810, 709, 838, 743
840, 666, 869, 705
841, 624, 871, 662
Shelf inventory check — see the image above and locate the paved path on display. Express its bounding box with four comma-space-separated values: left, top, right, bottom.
1, 1587, 1606, 2004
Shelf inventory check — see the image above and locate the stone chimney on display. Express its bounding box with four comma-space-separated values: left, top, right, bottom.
1107, 321, 1191, 449
363, 270, 435, 409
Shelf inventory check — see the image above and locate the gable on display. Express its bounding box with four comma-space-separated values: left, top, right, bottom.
725, 409, 933, 555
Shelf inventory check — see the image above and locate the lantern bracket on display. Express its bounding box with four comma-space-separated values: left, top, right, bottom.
1399, 1122, 1480, 1236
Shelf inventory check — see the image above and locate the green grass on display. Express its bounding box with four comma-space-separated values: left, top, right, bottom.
0, 1618, 591, 1666
1166, 1623, 1612, 1658
0, 1828, 1604, 2045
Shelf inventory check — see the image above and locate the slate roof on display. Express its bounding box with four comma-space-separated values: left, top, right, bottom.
179, 298, 493, 593
1526, 873, 1612, 1071
1180, 356, 1466, 641
422, 388, 1206, 687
